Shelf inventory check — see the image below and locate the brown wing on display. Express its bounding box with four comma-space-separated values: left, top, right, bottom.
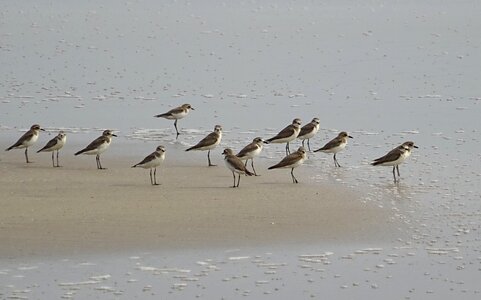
299, 123, 315, 137
75, 135, 107, 155
37, 136, 59, 152
317, 136, 342, 151
268, 152, 302, 169
267, 125, 295, 142
155, 106, 183, 118
133, 151, 158, 167
236, 142, 258, 158
7, 130, 34, 150
371, 148, 402, 165
186, 132, 218, 150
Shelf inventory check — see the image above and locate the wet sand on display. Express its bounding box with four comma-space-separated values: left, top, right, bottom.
0, 144, 394, 258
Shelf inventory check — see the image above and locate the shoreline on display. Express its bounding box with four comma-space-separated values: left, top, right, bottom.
0, 142, 400, 259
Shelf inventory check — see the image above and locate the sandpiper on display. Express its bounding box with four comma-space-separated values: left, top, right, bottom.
223, 148, 254, 187
297, 117, 320, 151
185, 125, 222, 166
265, 118, 302, 155
37, 131, 67, 167
236, 137, 264, 176
132, 145, 166, 185
268, 146, 307, 183
154, 104, 194, 138
5, 124, 44, 163
74, 130, 117, 169
371, 141, 418, 182
314, 131, 353, 167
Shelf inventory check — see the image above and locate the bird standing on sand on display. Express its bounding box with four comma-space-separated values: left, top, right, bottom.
268, 146, 307, 183
236, 137, 264, 176
37, 131, 67, 167
297, 117, 320, 151
154, 104, 194, 138
132, 145, 166, 185
371, 141, 418, 182
265, 118, 302, 155
223, 148, 254, 188
5, 124, 44, 163
74, 130, 117, 170
314, 131, 353, 167
185, 125, 222, 167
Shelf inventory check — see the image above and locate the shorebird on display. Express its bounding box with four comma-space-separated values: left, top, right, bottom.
223, 148, 254, 187
74, 130, 117, 169
37, 131, 67, 167
265, 118, 302, 155
5, 124, 44, 163
268, 146, 307, 183
154, 103, 194, 138
297, 117, 320, 151
185, 125, 222, 166
371, 141, 418, 182
132, 145, 166, 185
236, 137, 264, 176
314, 131, 353, 167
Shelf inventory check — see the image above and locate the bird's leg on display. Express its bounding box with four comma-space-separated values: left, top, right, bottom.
396, 165, 400, 177
392, 166, 397, 182
251, 159, 258, 176
232, 172, 236, 188
154, 168, 159, 185
25, 148, 30, 163
51, 152, 55, 167
334, 154, 341, 167
302, 140, 305, 148
285, 142, 290, 155
208, 150, 216, 166
291, 168, 299, 183
56, 150, 61, 167
150, 169, 153, 185
307, 139, 311, 152
237, 173, 241, 187
174, 119, 180, 139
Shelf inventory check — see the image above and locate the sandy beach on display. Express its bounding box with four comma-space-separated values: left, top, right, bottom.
0, 142, 393, 258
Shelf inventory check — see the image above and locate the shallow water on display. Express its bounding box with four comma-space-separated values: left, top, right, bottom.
1, 0, 481, 299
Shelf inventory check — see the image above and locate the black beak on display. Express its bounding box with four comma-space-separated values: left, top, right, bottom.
191, 107, 195, 110
348, 135, 353, 139
413, 145, 418, 148
112, 134, 118, 137
40, 128, 46, 131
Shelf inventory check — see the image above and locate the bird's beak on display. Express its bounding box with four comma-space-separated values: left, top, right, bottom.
263, 140, 270, 144
191, 107, 195, 110
348, 135, 353, 139
413, 145, 418, 148
40, 128, 46, 131
112, 134, 118, 137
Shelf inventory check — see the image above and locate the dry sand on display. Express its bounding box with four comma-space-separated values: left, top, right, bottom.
0, 146, 396, 258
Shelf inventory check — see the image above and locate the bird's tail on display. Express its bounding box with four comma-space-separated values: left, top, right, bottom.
267, 165, 278, 170
245, 169, 254, 176
131, 164, 138, 168
5, 146, 13, 151
371, 161, 381, 166
154, 113, 169, 118
74, 149, 85, 156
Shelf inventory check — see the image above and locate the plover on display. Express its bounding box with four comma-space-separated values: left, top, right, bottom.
37, 131, 67, 167
5, 124, 44, 163
223, 148, 254, 188
371, 141, 418, 182
154, 103, 194, 138
268, 146, 307, 183
132, 145, 166, 185
265, 118, 302, 155
74, 130, 117, 169
236, 137, 264, 176
185, 125, 222, 166
297, 117, 320, 151
314, 131, 353, 167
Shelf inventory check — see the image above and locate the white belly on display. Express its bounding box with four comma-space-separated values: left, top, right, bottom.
320, 142, 346, 154
298, 127, 319, 140
17, 134, 38, 148
378, 151, 410, 166
139, 155, 164, 169
238, 146, 262, 160
166, 111, 187, 120
225, 158, 246, 174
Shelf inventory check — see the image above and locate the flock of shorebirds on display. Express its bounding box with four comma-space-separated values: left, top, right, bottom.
4, 103, 417, 187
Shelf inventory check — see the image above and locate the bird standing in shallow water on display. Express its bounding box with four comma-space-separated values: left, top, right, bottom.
154, 104, 194, 139
371, 141, 418, 182
314, 131, 353, 167
297, 117, 320, 151
265, 118, 302, 155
